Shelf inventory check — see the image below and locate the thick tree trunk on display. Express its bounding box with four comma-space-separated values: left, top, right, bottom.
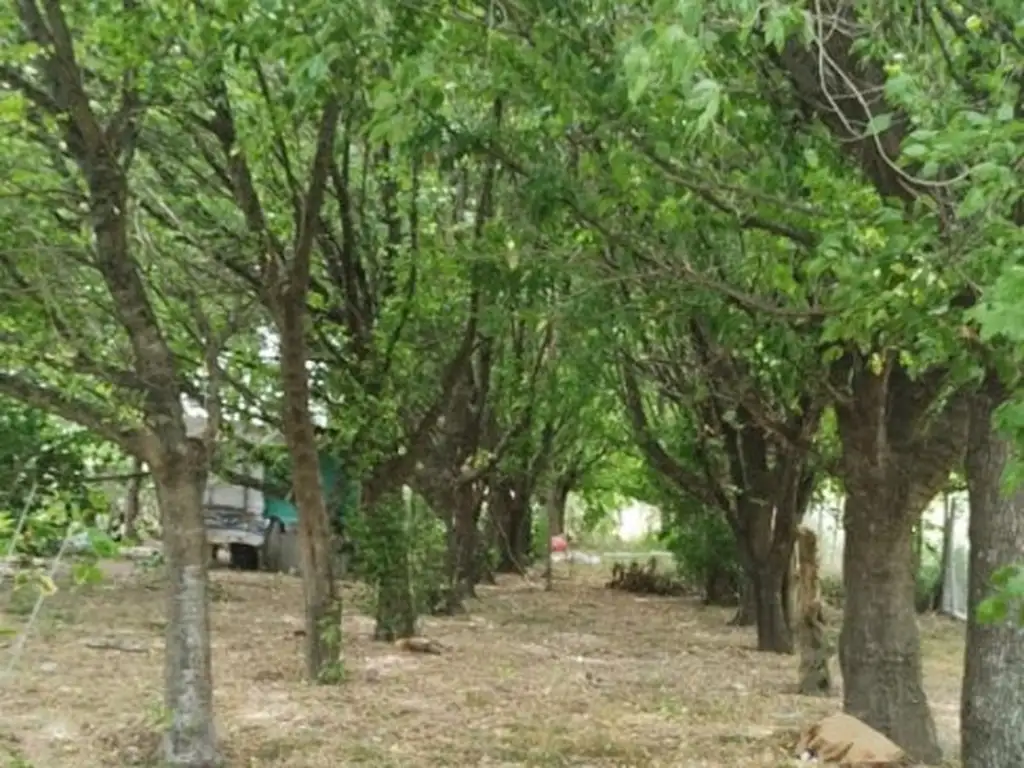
750, 559, 793, 653
834, 363, 966, 765
152, 446, 218, 767
961, 383, 1024, 768
279, 307, 340, 683
733, 493, 801, 653
839, 490, 941, 764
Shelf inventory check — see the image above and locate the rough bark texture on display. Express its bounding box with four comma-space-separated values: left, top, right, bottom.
279, 302, 341, 681
795, 527, 832, 696
835, 360, 967, 765
962, 382, 1024, 768
152, 445, 218, 768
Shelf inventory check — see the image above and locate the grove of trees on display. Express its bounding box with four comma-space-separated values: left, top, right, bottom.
0, 1, 1021, 767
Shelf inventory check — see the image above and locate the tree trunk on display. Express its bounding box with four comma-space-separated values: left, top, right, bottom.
931, 493, 956, 612
728, 574, 755, 623
795, 527, 833, 696
548, 479, 571, 537
493, 481, 530, 573
279, 305, 340, 683
913, 511, 925, 584
961, 382, 1024, 768
122, 456, 143, 541
544, 483, 560, 591
839, 490, 941, 764
371, 493, 417, 641
152, 445, 218, 767
833, 364, 966, 765
751, 560, 793, 653
453, 485, 479, 598
732, 493, 800, 653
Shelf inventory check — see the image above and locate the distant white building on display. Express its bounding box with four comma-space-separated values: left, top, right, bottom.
615, 500, 660, 541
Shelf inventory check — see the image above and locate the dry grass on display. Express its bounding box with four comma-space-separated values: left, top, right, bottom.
0, 561, 965, 767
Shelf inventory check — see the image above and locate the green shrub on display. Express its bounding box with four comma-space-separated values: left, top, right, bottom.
660, 511, 741, 596
820, 573, 844, 608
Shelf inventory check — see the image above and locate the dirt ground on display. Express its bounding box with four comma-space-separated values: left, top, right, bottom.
1, 560, 965, 767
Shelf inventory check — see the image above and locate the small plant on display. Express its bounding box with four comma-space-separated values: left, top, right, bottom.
820, 573, 844, 608
348, 489, 447, 638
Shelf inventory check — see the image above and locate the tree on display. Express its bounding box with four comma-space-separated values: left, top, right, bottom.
0, 2, 240, 762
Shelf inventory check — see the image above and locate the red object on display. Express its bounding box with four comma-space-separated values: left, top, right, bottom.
551, 534, 568, 553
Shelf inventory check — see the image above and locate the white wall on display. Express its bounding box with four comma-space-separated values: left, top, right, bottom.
803, 490, 971, 620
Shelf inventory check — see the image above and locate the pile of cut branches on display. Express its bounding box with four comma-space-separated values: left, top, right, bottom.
606, 558, 687, 597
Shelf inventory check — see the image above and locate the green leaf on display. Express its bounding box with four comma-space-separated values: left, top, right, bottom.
957, 187, 988, 218
866, 113, 893, 136
764, 10, 787, 52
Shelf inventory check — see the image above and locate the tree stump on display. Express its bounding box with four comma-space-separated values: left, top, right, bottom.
796, 526, 833, 695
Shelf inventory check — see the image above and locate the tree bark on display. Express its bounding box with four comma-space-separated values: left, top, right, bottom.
728, 574, 755, 623
279, 303, 340, 682
751, 561, 791, 652
492, 480, 531, 573
961, 382, 1024, 768
548, 478, 571, 537
833, 361, 966, 765
795, 527, 832, 696
152, 444, 218, 768
931, 493, 956, 612
123, 456, 143, 541
452, 484, 480, 598
839, 491, 939, 762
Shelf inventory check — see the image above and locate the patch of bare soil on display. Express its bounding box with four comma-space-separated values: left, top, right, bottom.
0, 561, 965, 767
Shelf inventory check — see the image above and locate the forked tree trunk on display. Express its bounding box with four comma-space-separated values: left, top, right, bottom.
733, 490, 804, 653
152, 444, 218, 767
279, 305, 340, 682
834, 363, 966, 765
962, 381, 1024, 768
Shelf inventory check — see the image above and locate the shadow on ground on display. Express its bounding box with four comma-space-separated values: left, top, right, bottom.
0, 561, 965, 767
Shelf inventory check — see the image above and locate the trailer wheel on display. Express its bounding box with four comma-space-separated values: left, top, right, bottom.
229, 543, 260, 571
